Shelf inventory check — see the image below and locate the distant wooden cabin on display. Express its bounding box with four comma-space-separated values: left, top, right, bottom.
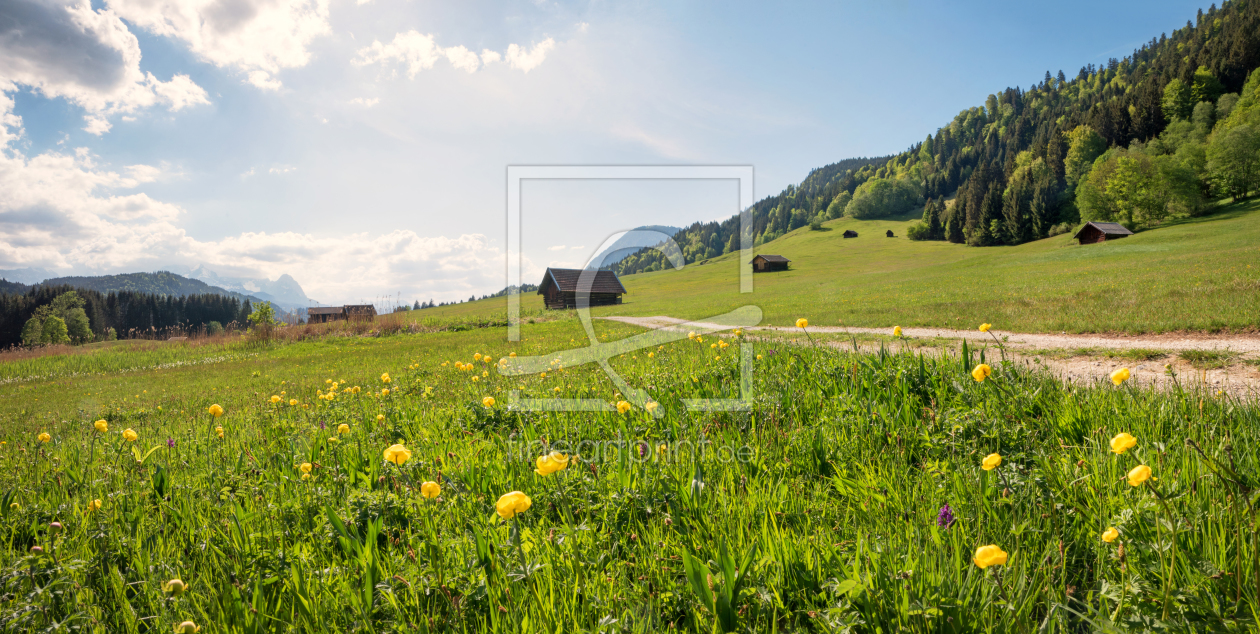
308, 305, 378, 323
538, 268, 627, 309
750, 254, 791, 273
886, 230, 895, 238
1072, 221, 1133, 245
843, 230, 859, 238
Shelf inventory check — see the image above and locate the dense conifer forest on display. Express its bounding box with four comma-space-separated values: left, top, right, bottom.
614, 0, 1260, 274
0, 286, 251, 348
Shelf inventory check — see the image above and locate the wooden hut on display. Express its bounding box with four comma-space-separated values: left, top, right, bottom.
843, 230, 859, 238
308, 305, 378, 324
886, 229, 895, 238
1072, 221, 1133, 245
750, 254, 791, 272
538, 268, 627, 309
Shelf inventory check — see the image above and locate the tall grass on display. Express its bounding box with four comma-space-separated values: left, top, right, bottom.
0, 321, 1255, 632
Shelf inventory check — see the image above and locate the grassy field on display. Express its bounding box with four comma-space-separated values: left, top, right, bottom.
411, 198, 1260, 334
1, 317, 1258, 632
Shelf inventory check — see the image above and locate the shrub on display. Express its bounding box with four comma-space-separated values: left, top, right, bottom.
808, 216, 824, 231
906, 222, 930, 241
207, 321, 224, 336
846, 178, 920, 219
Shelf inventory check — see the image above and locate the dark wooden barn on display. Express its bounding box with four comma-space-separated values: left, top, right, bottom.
538, 268, 627, 309
886, 230, 895, 237
1072, 221, 1133, 245
307, 305, 378, 324
750, 254, 791, 273
843, 230, 859, 238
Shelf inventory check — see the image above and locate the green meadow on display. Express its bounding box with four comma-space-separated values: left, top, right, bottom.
1, 314, 1258, 632
418, 199, 1260, 334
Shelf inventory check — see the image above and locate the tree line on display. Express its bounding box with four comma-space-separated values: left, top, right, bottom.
613, 1, 1260, 273
0, 285, 252, 348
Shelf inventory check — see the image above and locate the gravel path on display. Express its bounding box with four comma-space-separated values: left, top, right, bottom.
602, 315, 1260, 396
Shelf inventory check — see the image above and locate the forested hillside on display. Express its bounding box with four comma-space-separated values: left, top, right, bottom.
615, 0, 1260, 274
36, 271, 265, 305
0, 286, 252, 348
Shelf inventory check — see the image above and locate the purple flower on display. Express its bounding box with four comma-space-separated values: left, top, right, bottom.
319, 421, 327, 430
936, 504, 955, 529
167, 438, 176, 448
636, 442, 648, 458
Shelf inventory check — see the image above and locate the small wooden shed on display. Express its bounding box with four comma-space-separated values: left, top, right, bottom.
1072, 221, 1133, 245
843, 230, 859, 238
885, 230, 895, 238
538, 268, 627, 309
308, 305, 378, 324
750, 254, 791, 273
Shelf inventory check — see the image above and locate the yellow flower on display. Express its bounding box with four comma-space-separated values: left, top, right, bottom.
381, 373, 392, 384
733, 328, 743, 336
269, 395, 281, 404
174, 621, 200, 634
1110, 368, 1131, 385
973, 545, 1008, 569
971, 364, 992, 382
327, 437, 339, 444
893, 326, 902, 337
540, 372, 547, 378
645, 402, 659, 413
473, 353, 483, 361
719, 340, 729, 349
301, 473, 311, 480
688, 331, 697, 340
981, 453, 1002, 471
534, 452, 570, 476
1109, 432, 1137, 454
337, 424, 350, 435
979, 323, 992, 333
289, 399, 298, 406
93, 419, 108, 433
795, 318, 808, 329
122, 428, 138, 442
709, 343, 717, 349
299, 462, 312, 474
471, 376, 480, 382
616, 400, 632, 414
482, 370, 489, 378
482, 396, 496, 408
383, 444, 411, 466
381, 388, 390, 396
647, 352, 654, 358
215, 426, 224, 439
1127, 464, 1152, 487
208, 404, 224, 417
509, 352, 517, 358
87, 499, 102, 512
421, 481, 441, 499
164, 578, 187, 596
1102, 527, 1119, 543
496, 491, 532, 519
756, 354, 763, 360
38, 433, 51, 443
352, 386, 360, 394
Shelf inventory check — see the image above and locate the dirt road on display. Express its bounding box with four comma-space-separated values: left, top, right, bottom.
602, 315, 1260, 396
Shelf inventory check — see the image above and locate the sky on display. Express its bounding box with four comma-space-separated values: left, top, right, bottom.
0, 0, 1214, 305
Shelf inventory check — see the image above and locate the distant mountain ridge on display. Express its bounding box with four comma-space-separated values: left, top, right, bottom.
180, 266, 313, 309
31, 271, 268, 306
589, 225, 682, 268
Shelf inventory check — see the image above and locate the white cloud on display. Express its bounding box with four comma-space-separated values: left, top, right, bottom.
246, 70, 283, 91
0, 0, 209, 133
106, 0, 332, 90
268, 165, 296, 174
240, 167, 256, 178
504, 38, 555, 72
570, 245, 584, 250
547, 245, 566, 251
0, 97, 519, 303
355, 33, 557, 76
350, 96, 378, 107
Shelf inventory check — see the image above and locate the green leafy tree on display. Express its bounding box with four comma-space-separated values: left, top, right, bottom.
1207, 124, 1260, 200
20, 317, 42, 347
846, 178, 919, 219
247, 301, 280, 342
1190, 66, 1225, 105
1064, 126, 1107, 187
825, 191, 851, 219
41, 315, 70, 345
1162, 78, 1193, 122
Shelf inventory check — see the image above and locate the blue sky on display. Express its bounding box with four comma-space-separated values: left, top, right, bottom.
0, 0, 1213, 304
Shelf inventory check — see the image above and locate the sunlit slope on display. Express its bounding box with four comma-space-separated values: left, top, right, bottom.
605, 201, 1260, 333
404, 200, 1260, 334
